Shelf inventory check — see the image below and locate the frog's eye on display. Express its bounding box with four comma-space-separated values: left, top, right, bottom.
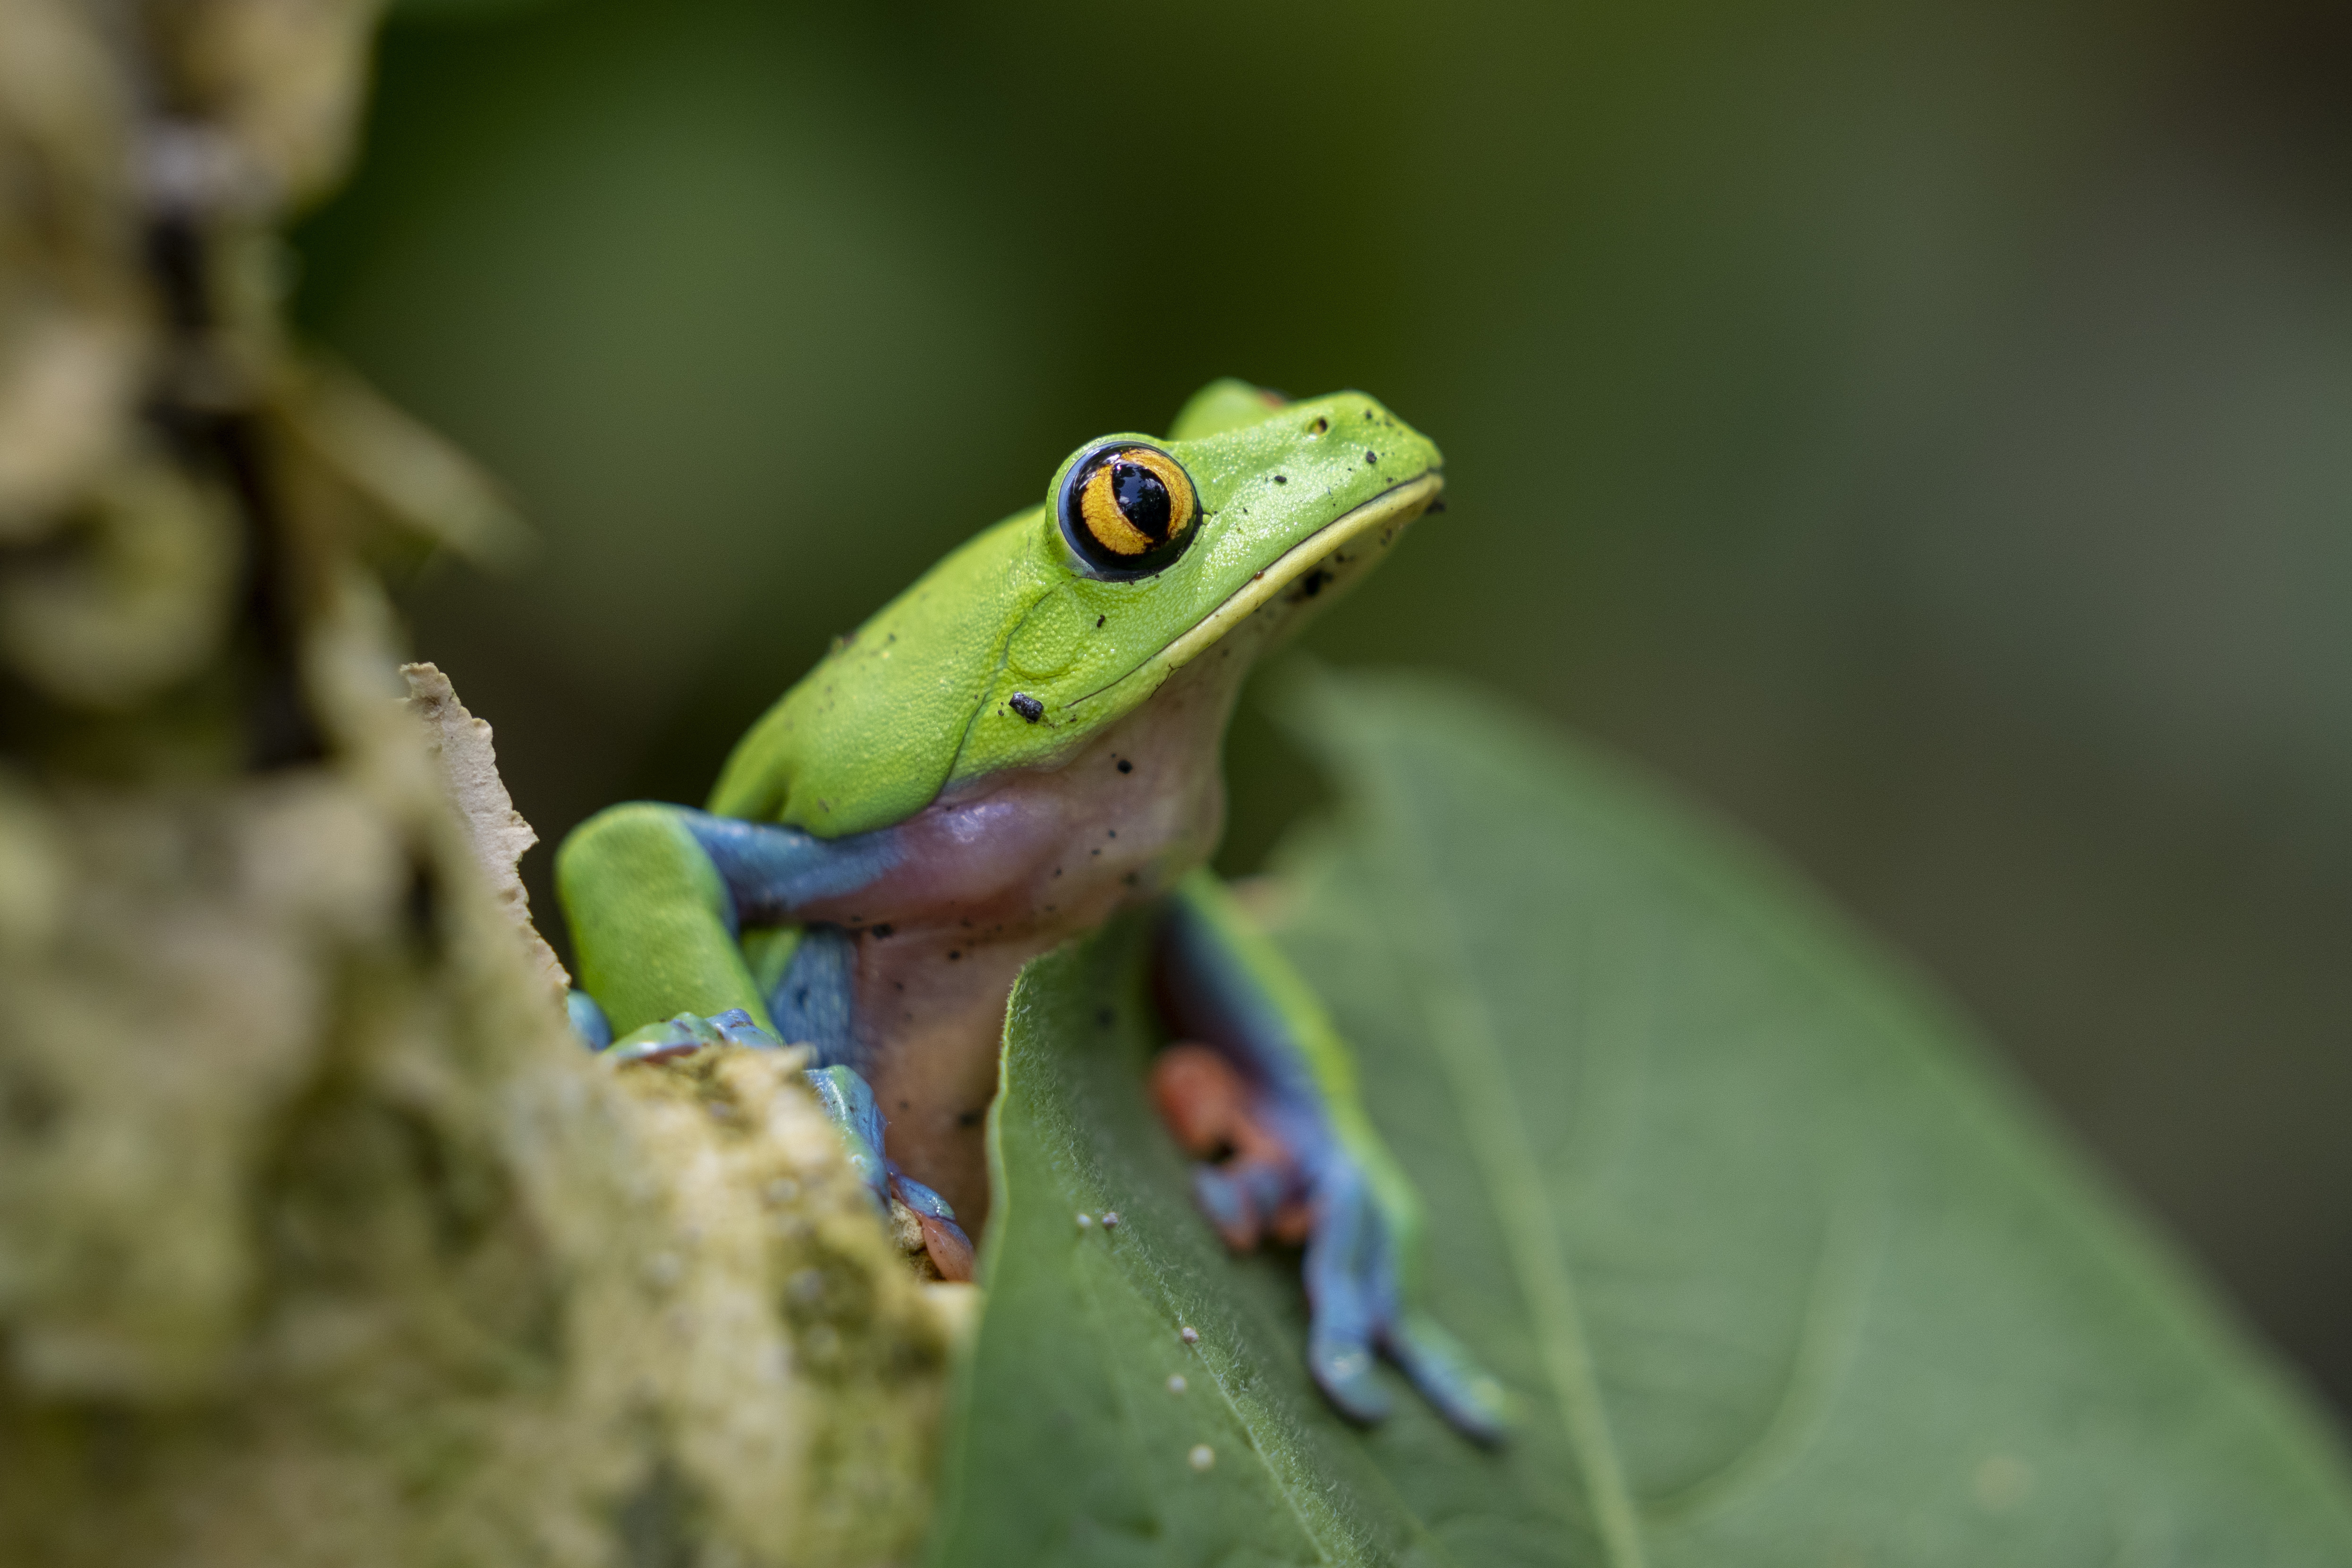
1057, 441, 1201, 579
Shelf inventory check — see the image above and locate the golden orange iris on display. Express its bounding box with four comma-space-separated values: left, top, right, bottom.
1063, 444, 1198, 573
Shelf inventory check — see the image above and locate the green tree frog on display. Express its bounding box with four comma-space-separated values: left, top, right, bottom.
557, 381, 1508, 1440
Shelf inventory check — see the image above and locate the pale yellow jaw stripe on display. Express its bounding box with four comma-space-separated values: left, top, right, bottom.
1064, 471, 1444, 713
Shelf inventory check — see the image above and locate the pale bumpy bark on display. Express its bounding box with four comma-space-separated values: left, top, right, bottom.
0, 6, 953, 1562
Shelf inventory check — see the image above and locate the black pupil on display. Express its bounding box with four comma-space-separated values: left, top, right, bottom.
1110, 460, 1174, 542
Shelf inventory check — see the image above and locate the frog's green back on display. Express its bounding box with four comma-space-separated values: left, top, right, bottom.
706, 508, 1053, 834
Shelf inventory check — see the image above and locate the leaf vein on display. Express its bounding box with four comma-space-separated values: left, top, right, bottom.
1372, 776, 1649, 1568
1639, 1192, 1883, 1526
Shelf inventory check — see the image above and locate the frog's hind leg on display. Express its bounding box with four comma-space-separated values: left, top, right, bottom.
1152, 867, 1512, 1442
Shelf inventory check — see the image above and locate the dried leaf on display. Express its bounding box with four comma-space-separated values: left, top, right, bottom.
403, 659, 569, 1003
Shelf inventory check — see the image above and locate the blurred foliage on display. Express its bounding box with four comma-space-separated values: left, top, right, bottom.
940, 670, 2352, 1565
295, 0, 2352, 1413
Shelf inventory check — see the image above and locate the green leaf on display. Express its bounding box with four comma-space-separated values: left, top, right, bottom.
929, 670, 2352, 1567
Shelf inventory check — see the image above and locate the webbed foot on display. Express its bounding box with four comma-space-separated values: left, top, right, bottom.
605, 1007, 783, 1063
566, 992, 781, 1059
1152, 1043, 1511, 1442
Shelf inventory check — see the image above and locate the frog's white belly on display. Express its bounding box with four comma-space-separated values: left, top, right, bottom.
785, 645, 1253, 1230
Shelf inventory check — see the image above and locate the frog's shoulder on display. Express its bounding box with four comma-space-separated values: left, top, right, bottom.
706, 507, 1053, 837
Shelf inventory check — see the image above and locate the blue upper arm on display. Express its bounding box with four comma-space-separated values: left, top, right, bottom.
678, 810, 903, 923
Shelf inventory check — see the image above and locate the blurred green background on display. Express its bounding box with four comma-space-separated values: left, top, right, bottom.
296, 0, 2352, 1414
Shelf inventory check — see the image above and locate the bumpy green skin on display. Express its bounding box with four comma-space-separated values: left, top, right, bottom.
707, 389, 1440, 836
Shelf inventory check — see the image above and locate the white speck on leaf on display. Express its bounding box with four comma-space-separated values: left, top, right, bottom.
1973, 1453, 2034, 1513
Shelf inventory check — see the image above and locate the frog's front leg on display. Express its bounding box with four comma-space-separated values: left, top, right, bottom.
1152, 868, 1511, 1442
557, 803, 901, 1039
555, 804, 972, 1279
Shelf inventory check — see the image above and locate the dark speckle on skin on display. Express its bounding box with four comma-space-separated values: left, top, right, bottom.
1095, 614, 1106, 628
1096, 1008, 1114, 1027
958, 1109, 985, 1128
871, 923, 894, 939
1107, 829, 1117, 838
1365, 450, 1378, 465
1117, 759, 1133, 773
947, 949, 962, 961
1010, 692, 1045, 722
1273, 475, 1287, 484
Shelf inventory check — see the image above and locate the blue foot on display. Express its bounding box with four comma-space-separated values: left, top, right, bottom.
804, 1063, 976, 1282
602, 1008, 783, 1063
567, 989, 613, 1051
1387, 1313, 1512, 1445
1301, 1169, 1397, 1424
1297, 1171, 1511, 1440
806, 1063, 891, 1198
1154, 1044, 1512, 1443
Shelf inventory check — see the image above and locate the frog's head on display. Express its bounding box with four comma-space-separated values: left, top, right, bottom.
710, 381, 1443, 835
984, 381, 1442, 751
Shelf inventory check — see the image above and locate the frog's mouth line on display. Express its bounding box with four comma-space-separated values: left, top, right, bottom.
1061, 470, 1444, 712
